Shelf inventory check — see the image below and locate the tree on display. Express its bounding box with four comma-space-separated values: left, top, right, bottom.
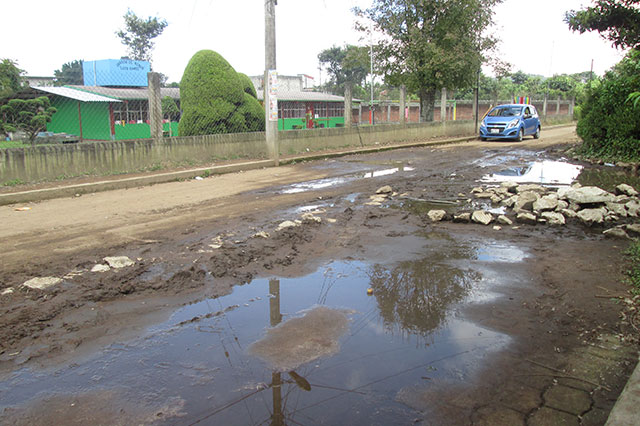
54, 60, 84, 86
0, 97, 57, 143
566, 0, 640, 49
355, 0, 503, 122
318, 45, 370, 95
0, 59, 24, 98
576, 49, 640, 159
161, 96, 180, 121
115, 9, 168, 62
179, 50, 264, 136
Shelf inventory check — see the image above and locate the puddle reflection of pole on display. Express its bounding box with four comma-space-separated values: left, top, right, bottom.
269, 278, 285, 426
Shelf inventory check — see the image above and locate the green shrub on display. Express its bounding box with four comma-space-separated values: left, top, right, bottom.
238, 73, 257, 98
179, 50, 264, 136
576, 49, 640, 160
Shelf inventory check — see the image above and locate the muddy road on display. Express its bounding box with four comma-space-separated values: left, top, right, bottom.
0, 125, 638, 425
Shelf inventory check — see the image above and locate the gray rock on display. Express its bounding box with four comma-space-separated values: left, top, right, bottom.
104, 256, 135, 269
376, 185, 393, 194
91, 264, 111, 273
501, 195, 517, 208
516, 212, 538, 225
514, 191, 540, 211
626, 200, 640, 217
490, 194, 503, 204
541, 211, 566, 226
471, 187, 484, 194
475, 192, 494, 199
471, 210, 494, 225
616, 183, 639, 197
577, 208, 606, 226
501, 181, 519, 193
22, 277, 63, 290
556, 200, 569, 211
603, 228, 629, 239
427, 210, 447, 222
453, 212, 471, 223
516, 184, 547, 194
616, 194, 632, 203
562, 186, 615, 205
497, 215, 513, 226
533, 194, 559, 212
626, 224, 640, 236
606, 202, 627, 217
561, 209, 578, 218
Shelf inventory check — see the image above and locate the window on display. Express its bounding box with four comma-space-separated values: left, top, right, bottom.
112, 100, 149, 123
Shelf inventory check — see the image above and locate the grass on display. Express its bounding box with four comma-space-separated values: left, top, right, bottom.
624, 240, 640, 295
2, 178, 26, 187
0, 140, 30, 149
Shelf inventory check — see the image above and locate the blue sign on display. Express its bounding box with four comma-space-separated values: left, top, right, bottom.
83, 59, 151, 87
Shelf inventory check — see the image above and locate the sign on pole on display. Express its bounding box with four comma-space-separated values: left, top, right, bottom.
268, 70, 278, 122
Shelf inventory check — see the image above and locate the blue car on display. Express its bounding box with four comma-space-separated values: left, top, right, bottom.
479, 104, 541, 141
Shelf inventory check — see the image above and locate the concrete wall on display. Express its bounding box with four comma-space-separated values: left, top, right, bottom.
1, 118, 564, 184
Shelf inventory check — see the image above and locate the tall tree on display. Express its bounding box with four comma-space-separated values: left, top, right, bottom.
54, 60, 84, 86
318, 45, 370, 95
566, 0, 640, 49
0, 59, 24, 98
115, 9, 168, 63
355, 0, 503, 122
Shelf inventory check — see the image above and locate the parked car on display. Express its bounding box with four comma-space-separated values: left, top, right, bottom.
479, 104, 541, 142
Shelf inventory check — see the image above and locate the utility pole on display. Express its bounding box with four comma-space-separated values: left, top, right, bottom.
265, 0, 278, 166
369, 21, 374, 125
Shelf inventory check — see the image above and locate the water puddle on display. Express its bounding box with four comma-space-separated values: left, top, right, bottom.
0, 236, 527, 425
481, 160, 583, 186
282, 166, 415, 194
577, 167, 640, 193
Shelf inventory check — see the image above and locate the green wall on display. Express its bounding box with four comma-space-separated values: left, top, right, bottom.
278, 116, 345, 130
47, 98, 111, 140
115, 122, 179, 140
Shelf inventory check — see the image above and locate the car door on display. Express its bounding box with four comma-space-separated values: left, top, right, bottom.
522, 106, 535, 135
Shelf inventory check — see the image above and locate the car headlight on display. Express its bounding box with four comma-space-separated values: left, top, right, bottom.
506, 119, 520, 129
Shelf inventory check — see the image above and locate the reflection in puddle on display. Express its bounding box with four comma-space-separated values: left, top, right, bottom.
282, 167, 415, 194
0, 236, 521, 425
578, 167, 640, 193
481, 160, 583, 186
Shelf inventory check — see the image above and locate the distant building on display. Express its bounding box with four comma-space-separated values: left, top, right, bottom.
25, 76, 55, 87
250, 74, 353, 130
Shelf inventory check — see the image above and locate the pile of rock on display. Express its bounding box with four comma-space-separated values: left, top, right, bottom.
428, 181, 640, 238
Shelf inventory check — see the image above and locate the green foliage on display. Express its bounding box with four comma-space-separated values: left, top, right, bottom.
355, 0, 503, 122
0, 96, 57, 143
54, 60, 84, 86
627, 91, 640, 108
624, 240, 640, 295
318, 44, 370, 95
116, 9, 168, 62
0, 59, 24, 98
237, 73, 257, 98
161, 96, 180, 121
576, 49, 640, 160
566, 0, 640, 49
179, 50, 264, 136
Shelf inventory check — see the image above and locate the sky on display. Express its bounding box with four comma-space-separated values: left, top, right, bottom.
0, 0, 628, 85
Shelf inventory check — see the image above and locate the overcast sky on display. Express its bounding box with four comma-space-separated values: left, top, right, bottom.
1, 0, 627, 84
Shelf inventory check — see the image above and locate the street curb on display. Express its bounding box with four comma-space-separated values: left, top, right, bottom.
0, 123, 575, 206
605, 354, 640, 426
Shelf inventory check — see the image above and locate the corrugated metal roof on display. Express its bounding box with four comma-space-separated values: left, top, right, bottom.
32, 86, 121, 102
69, 85, 180, 101
256, 90, 349, 102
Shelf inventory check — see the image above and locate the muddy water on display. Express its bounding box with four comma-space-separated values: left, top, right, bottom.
0, 234, 526, 425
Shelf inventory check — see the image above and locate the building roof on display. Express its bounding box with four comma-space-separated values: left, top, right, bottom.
32, 86, 121, 103
256, 90, 349, 103
68, 85, 180, 101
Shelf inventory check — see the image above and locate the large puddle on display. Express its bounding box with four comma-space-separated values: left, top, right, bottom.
0, 235, 524, 425
481, 160, 583, 186
281, 166, 415, 194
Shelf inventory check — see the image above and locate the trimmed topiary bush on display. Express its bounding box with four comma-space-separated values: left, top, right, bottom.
179, 50, 264, 136
238, 72, 258, 99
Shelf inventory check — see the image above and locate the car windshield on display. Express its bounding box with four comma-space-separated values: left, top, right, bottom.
488, 107, 522, 117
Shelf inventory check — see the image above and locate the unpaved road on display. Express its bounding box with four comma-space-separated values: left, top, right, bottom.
0, 125, 638, 425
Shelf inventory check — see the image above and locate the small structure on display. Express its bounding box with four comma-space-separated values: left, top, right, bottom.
30, 59, 178, 141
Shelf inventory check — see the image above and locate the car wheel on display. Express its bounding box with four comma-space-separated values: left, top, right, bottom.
516, 128, 524, 142
534, 126, 540, 139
